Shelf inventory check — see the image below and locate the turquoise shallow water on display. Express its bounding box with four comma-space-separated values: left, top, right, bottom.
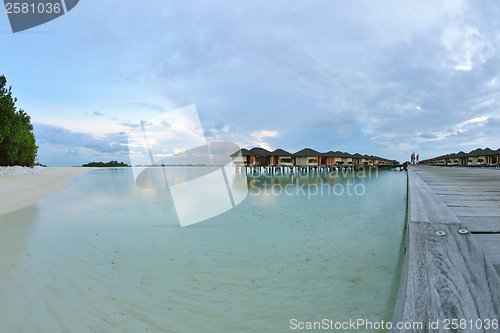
0, 168, 407, 332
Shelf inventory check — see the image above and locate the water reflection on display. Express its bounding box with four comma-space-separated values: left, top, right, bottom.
0, 168, 407, 333
0, 205, 39, 271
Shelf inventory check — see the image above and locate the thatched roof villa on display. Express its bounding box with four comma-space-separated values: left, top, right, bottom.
420, 147, 500, 166
230, 147, 398, 167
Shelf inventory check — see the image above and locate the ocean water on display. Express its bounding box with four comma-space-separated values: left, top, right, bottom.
0, 167, 407, 333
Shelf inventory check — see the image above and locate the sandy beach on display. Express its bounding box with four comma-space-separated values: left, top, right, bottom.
0, 167, 97, 216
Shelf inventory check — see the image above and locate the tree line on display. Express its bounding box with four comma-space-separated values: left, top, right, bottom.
0, 75, 38, 166
82, 161, 130, 167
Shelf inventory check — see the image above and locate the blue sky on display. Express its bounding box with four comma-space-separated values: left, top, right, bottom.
1, 0, 500, 166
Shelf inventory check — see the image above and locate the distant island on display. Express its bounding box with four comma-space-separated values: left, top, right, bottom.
82, 161, 130, 167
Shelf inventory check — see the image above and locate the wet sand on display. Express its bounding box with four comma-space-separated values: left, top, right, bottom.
0, 167, 97, 216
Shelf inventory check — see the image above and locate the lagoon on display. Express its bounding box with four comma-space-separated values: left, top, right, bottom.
0, 168, 407, 332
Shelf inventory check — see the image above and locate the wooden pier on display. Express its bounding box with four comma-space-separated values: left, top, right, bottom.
391, 166, 500, 332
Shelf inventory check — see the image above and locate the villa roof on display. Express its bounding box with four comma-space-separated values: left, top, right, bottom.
323, 151, 347, 157
419, 146, 500, 163
247, 147, 272, 156
482, 148, 496, 155
333, 151, 347, 157
293, 148, 321, 157
320, 150, 348, 157
229, 146, 397, 163
468, 148, 485, 157
271, 149, 292, 156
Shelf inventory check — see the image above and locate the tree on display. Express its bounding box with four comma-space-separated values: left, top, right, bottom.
0, 75, 38, 166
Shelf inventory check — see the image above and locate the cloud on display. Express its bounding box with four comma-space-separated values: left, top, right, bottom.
203, 120, 235, 139
33, 124, 130, 166
308, 111, 361, 128
8, 0, 500, 164
120, 122, 140, 128
306, 111, 361, 138
129, 102, 166, 113
420, 133, 438, 139
485, 116, 500, 127
250, 130, 279, 138
92, 111, 104, 117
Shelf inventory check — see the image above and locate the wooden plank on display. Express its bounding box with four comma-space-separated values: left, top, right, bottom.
473, 234, 500, 267
443, 200, 500, 208
438, 194, 500, 201
433, 190, 500, 196
407, 169, 461, 224
431, 188, 500, 192
428, 183, 500, 187
450, 207, 500, 217
397, 222, 500, 332
458, 217, 500, 233
440, 196, 500, 202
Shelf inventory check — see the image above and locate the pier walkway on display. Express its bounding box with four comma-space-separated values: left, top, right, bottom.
391, 166, 500, 333
412, 165, 500, 275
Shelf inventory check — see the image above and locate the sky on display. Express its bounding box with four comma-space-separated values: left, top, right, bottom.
1, 0, 500, 166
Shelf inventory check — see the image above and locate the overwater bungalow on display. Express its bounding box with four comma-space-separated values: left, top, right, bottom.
421, 147, 500, 166
361, 154, 373, 165
454, 151, 467, 165
269, 149, 293, 166
319, 151, 333, 165
351, 153, 364, 165
332, 151, 346, 165
293, 148, 320, 166
378, 157, 398, 165
368, 155, 381, 165
230, 148, 250, 166
469, 148, 497, 165
247, 147, 272, 166
321, 151, 346, 165
230, 147, 400, 170
339, 152, 353, 165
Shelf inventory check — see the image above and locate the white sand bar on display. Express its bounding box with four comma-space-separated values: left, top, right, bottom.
0, 167, 97, 216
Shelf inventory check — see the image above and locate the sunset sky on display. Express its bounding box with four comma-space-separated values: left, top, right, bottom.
2, 0, 499, 166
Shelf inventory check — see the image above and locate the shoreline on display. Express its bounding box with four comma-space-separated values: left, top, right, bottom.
0, 167, 98, 216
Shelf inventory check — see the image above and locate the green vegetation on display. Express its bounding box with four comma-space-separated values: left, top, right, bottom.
0, 75, 38, 166
477, 158, 484, 163
308, 158, 316, 163
82, 161, 129, 167
280, 158, 292, 163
